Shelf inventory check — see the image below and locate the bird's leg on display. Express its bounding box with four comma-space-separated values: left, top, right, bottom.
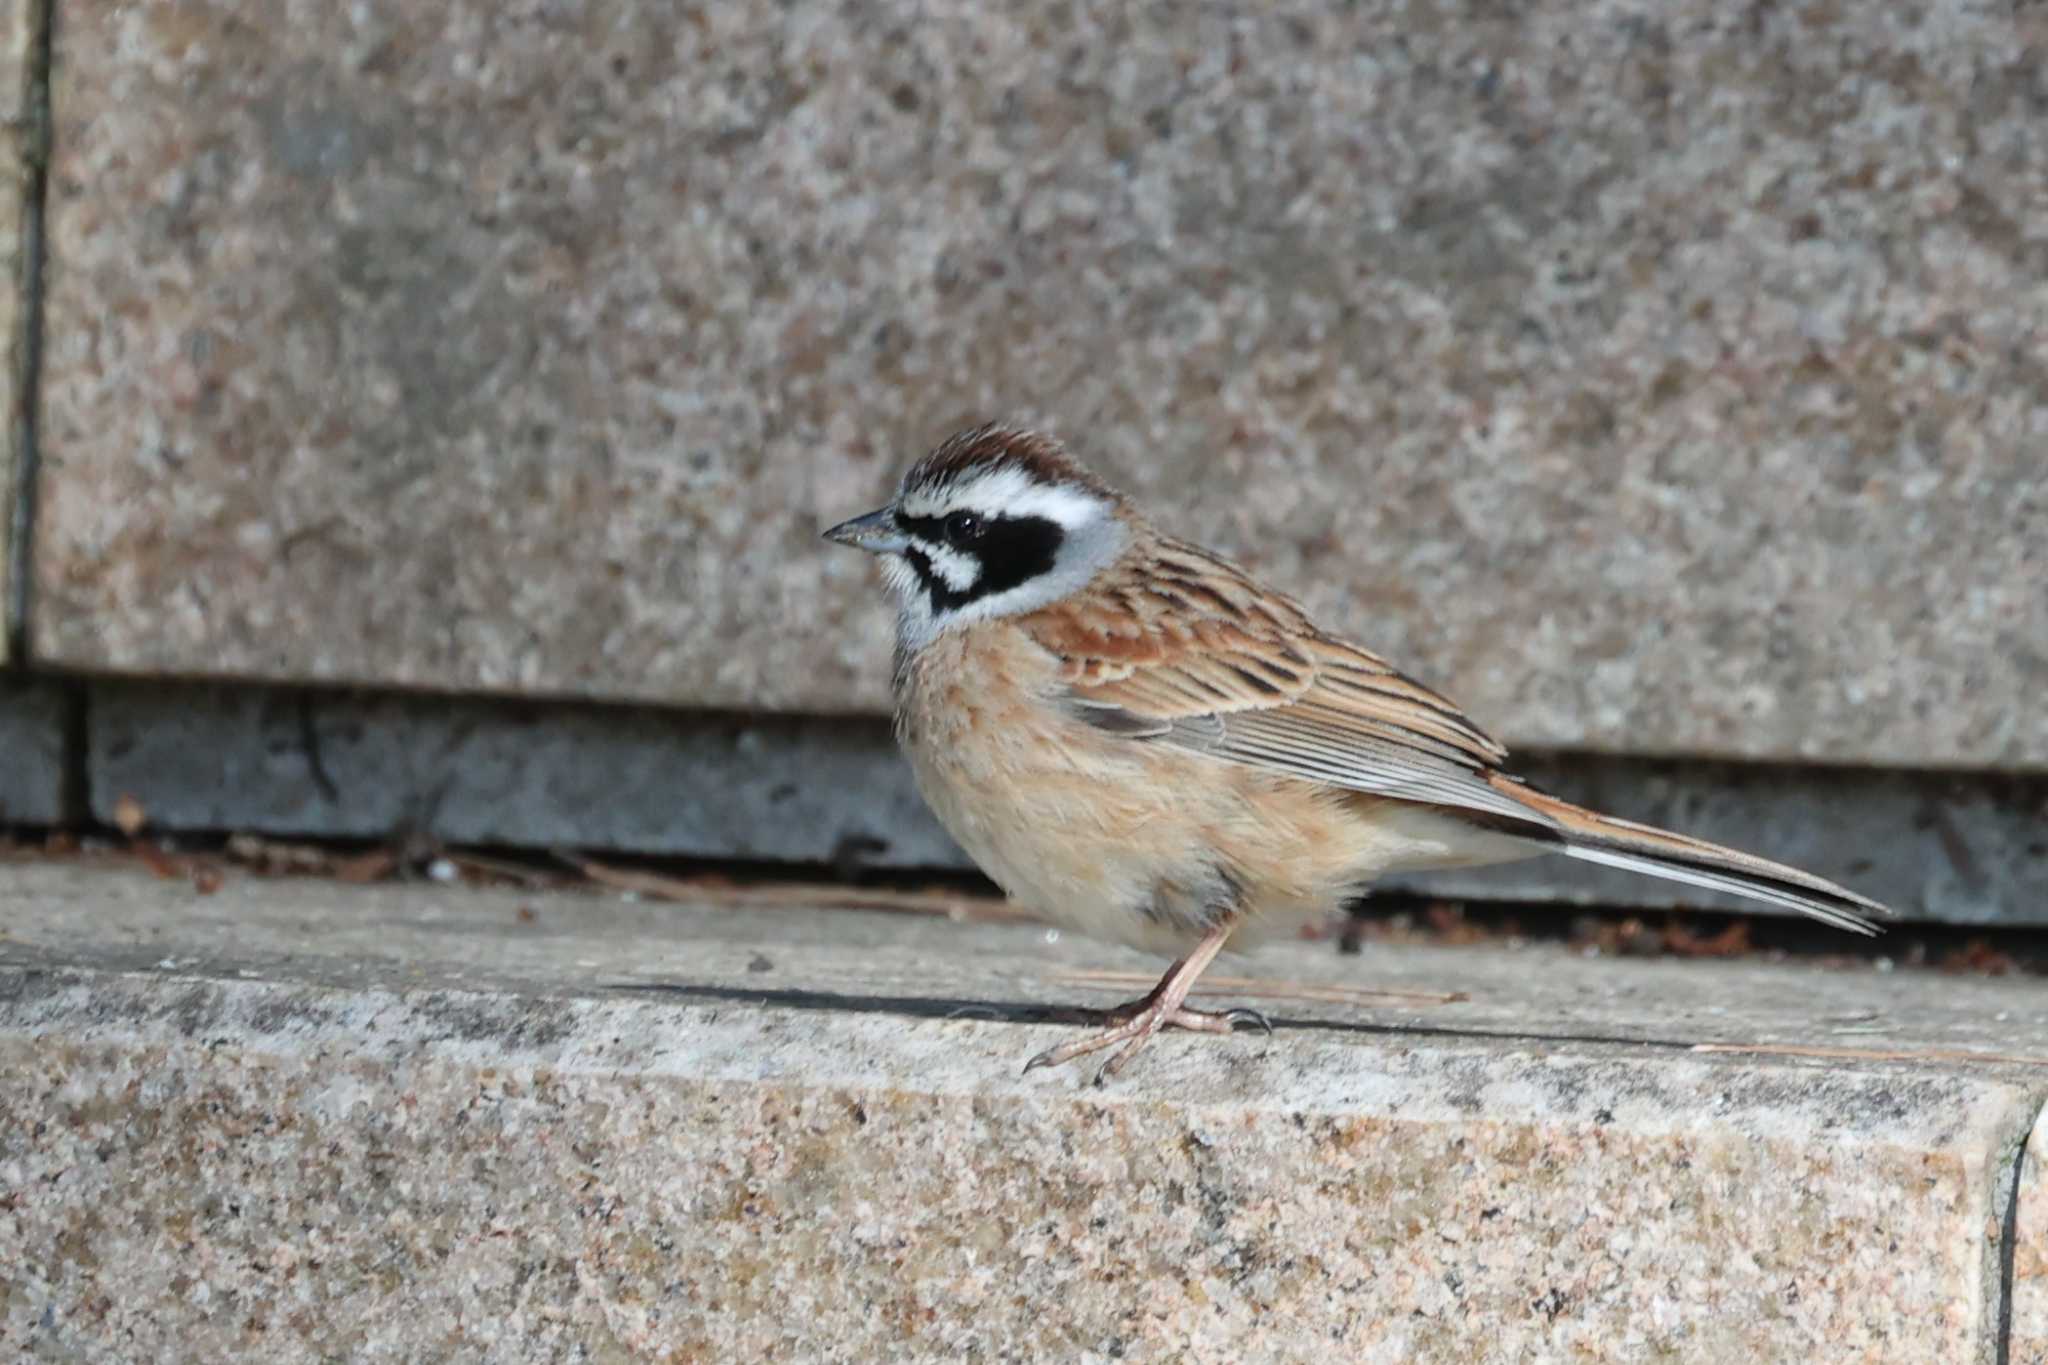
1023, 922, 1257, 1081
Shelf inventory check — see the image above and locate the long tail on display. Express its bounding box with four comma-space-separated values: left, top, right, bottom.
1486, 774, 1891, 936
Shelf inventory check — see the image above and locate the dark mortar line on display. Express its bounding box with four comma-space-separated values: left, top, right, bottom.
3, 0, 52, 666
296, 690, 343, 804
1994, 1098, 2037, 1365
56, 675, 86, 822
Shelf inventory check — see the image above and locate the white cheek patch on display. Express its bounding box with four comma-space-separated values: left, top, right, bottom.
921, 543, 981, 592
880, 554, 924, 603
924, 515, 1129, 634
884, 456, 1127, 652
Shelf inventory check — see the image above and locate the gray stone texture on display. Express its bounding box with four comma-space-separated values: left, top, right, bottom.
31, 0, 2048, 767
1, 861, 2043, 1361
0, 0, 36, 661
86, 681, 959, 868
0, 678, 65, 823
87, 680, 2048, 925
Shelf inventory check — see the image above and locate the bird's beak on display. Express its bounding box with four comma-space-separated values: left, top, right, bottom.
822, 506, 910, 555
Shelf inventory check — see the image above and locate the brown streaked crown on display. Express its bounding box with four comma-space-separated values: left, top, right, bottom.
904, 424, 1123, 503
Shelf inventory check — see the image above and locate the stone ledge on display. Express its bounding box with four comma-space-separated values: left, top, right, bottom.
1, 861, 2042, 1361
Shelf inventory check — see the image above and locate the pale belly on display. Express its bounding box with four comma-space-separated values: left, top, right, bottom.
893, 624, 1534, 958
902, 700, 1528, 957
907, 730, 1251, 955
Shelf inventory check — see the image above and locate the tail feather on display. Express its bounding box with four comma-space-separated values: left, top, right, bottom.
1486, 774, 1891, 936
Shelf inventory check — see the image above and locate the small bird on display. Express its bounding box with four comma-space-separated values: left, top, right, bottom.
825, 424, 1891, 1081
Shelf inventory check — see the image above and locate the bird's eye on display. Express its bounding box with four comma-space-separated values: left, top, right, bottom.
943, 510, 983, 545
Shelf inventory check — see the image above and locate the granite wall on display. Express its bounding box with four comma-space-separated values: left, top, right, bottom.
18, 0, 2046, 767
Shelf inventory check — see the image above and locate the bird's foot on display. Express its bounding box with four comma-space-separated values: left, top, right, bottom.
1023, 999, 1270, 1084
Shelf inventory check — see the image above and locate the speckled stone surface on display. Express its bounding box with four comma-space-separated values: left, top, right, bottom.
33, 0, 2048, 766
2014, 1109, 2048, 1365
0, 0, 35, 659
0, 862, 2042, 1361
0, 0, 28, 171
9, 859, 2048, 1056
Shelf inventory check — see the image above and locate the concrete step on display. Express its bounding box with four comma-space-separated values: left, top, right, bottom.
1, 860, 2043, 1362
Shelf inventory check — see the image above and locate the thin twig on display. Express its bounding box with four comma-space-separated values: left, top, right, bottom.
561, 853, 1032, 922
441, 849, 559, 887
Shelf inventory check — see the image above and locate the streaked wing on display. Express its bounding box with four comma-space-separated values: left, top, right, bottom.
1020, 539, 1541, 829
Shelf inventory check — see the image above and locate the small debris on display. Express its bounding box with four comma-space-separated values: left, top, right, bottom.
443, 850, 556, 887
1663, 919, 1752, 958
134, 842, 182, 881
331, 849, 399, 884
560, 853, 1031, 923
1423, 901, 1487, 945
112, 794, 148, 838
1942, 938, 2017, 976
225, 834, 334, 874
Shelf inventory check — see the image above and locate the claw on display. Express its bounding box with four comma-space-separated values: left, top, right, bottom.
1220, 1006, 1274, 1038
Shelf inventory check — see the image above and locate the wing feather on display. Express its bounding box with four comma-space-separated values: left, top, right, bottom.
1022, 537, 1526, 826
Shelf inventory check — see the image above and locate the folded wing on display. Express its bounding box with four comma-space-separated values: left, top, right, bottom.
1023, 538, 1889, 935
